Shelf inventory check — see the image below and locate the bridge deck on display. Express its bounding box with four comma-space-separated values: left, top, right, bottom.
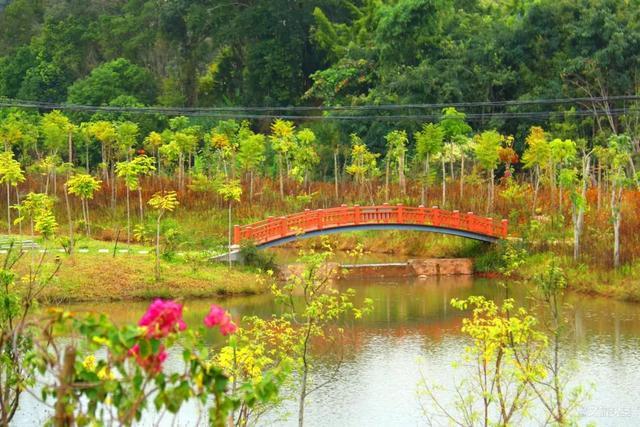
233, 204, 507, 247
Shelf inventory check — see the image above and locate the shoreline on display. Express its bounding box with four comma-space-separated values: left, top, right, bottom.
5, 233, 634, 304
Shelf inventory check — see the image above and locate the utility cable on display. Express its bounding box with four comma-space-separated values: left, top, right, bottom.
1, 98, 638, 121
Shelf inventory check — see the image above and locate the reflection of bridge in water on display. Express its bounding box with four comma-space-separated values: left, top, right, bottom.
222, 204, 508, 261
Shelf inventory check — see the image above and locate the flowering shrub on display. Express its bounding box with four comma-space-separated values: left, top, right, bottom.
204, 304, 238, 335
138, 299, 187, 338
128, 343, 168, 374
35, 299, 284, 426
215, 316, 298, 426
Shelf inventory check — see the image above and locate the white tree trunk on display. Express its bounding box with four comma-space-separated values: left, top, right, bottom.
441, 157, 446, 207
573, 155, 590, 260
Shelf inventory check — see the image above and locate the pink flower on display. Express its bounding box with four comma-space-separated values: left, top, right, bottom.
203, 304, 237, 336
203, 305, 226, 328
128, 344, 168, 374
138, 299, 186, 338
219, 318, 238, 336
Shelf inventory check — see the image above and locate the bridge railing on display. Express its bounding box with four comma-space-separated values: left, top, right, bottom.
233, 204, 508, 246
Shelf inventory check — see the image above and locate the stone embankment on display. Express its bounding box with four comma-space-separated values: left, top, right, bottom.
281, 258, 474, 280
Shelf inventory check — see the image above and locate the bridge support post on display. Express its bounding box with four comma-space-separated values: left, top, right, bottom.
233, 225, 241, 245
382, 203, 389, 223
466, 212, 474, 233
304, 209, 311, 230
317, 209, 324, 230
431, 206, 440, 227
267, 217, 275, 241
397, 203, 404, 224
340, 204, 348, 226
279, 217, 287, 237
354, 205, 361, 224
501, 219, 508, 237
486, 218, 493, 236
418, 205, 426, 224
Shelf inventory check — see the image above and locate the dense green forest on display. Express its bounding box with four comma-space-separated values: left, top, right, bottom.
1, 0, 640, 148
0, 0, 639, 269
1, 4, 640, 425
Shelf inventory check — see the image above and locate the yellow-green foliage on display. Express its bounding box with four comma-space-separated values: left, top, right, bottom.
217, 317, 296, 385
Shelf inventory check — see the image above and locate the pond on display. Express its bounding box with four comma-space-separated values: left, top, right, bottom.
14, 269, 640, 426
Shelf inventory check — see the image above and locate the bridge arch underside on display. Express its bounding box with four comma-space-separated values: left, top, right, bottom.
254, 224, 499, 249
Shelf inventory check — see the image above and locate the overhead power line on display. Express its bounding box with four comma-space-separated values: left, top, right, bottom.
0, 97, 638, 121
4, 95, 640, 111
4, 95, 638, 112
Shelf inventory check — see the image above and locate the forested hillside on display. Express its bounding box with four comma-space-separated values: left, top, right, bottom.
1, 0, 639, 144
1, 6, 640, 423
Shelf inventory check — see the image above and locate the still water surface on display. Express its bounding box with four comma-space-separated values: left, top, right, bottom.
15, 273, 640, 426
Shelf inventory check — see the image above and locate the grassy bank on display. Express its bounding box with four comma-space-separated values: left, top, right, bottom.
5, 223, 639, 304
8, 245, 267, 304
4, 231, 481, 304
517, 252, 640, 303
471, 245, 640, 303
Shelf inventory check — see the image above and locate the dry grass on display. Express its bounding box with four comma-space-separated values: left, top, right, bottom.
11, 252, 267, 304
6, 175, 640, 305
279, 231, 485, 259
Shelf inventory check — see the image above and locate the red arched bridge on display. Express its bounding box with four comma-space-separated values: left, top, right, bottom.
232, 204, 508, 250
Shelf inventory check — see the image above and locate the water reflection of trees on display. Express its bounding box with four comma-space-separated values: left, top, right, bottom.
61, 276, 640, 355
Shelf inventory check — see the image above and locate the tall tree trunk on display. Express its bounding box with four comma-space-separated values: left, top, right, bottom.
298, 363, 308, 427
450, 156, 455, 181
101, 142, 108, 183
64, 183, 74, 256
441, 157, 446, 207
532, 166, 540, 214
398, 153, 406, 195
126, 186, 130, 245
179, 152, 184, 191
558, 184, 563, 214
83, 198, 91, 236
156, 149, 161, 177
54, 346, 77, 427
227, 202, 232, 268
67, 132, 73, 165
611, 186, 622, 268
249, 171, 254, 203
486, 169, 494, 214
138, 187, 144, 222
613, 210, 621, 268
155, 212, 163, 282
597, 161, 602, 210
80, 199, 86, 235
111, 164, 116, 212
333, 148, 339, 200
278, 155, 284, 199
573, 156, 590, 260
298, 322, 312, 427
549, 162, 556, 206
15, 190, 21, 236
6, 182, 10, 234
421, 159, 429, 206
85, 143, 89, 172
460, 155, 465, 202
385, 159, 390, 202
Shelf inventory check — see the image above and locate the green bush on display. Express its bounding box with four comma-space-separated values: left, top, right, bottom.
474, 242, 507, 273
239, 242, 278, 271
